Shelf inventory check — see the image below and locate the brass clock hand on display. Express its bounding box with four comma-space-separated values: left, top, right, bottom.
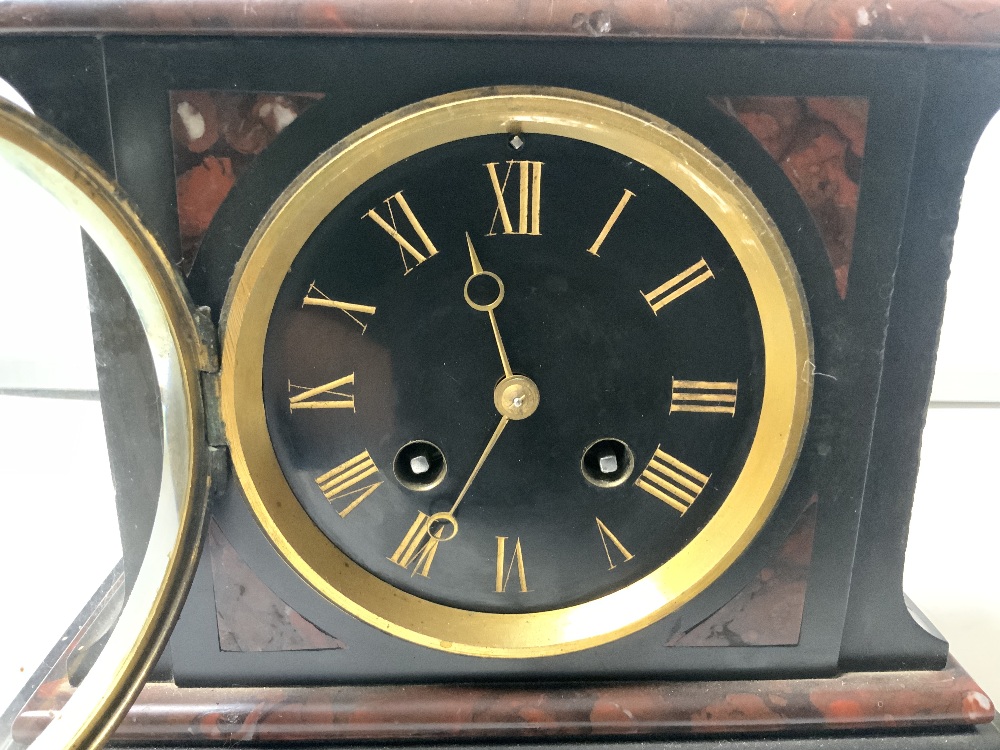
403, 409, 511, 570
464, 232, 513, 379
448, 235, 541, 519
449, 414, 510, 515
448, 373, 542, 516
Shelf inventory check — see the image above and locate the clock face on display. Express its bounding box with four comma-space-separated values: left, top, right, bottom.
262, 133, 764, 614
221, 88, 812, 656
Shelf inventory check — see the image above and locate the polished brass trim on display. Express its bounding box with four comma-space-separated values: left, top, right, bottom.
0, 101, 208, 745
221, 87, 812, 658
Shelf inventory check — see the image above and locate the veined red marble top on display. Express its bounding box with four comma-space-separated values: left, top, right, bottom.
1, 0, 1000, 47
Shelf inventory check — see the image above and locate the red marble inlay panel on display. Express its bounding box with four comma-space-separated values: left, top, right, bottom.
669, 495, 817, 647
170, 90, 323, 273
10, 580, 994, 746
3, 1, 1000, 46
171, 91, 866, 297
207, 521, 345, 652
712, 96, 868, 299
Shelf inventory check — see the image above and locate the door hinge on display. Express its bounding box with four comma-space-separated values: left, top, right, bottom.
200, 370, 230, 499
193, 305, 229, 498
192, 305, 220, 374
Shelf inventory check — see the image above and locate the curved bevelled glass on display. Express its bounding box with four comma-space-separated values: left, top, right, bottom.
0, 100, 208, 749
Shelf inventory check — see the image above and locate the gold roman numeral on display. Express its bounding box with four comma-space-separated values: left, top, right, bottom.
366, 191, 438, 274
595, 518, 634, 570
302, 283, 376, 333
670, 378, 739, 416
486, 160, 542, 236
289, 373, 355, 412
495, 536, 530, 592
641, 258, 714, 314
636, 446, 710, 515
586, 189, 635, 256
389, 512, 457, 578
315, 451, 382, 518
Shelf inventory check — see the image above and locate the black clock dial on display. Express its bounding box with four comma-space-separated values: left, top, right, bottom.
262, 132, 764, 614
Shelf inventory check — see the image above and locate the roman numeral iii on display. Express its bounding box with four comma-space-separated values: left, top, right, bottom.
670, 378, 739, 416
288, 373, 355, 412
366, 191, 438, 274
315, 451, 382, 518
636, 446, 710, 515
486, 160, 542, 236
302, 283, 376, 333
495, 536, 530, 593
641, 258, 714, 314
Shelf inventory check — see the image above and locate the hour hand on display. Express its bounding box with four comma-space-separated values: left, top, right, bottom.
463, 233, 513, 379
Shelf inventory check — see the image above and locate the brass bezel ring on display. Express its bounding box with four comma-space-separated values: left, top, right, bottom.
0, 101, 208, 746
221, 87, 813, 658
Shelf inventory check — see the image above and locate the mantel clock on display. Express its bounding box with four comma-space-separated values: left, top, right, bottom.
0, 2, 996, 748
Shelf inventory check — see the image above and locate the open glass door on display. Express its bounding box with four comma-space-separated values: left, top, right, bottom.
0, 99, 211, 750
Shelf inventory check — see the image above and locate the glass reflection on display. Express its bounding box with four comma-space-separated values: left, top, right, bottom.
0, 146, 123, 747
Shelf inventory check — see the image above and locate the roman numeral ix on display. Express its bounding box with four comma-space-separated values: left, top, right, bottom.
288, 373, 355, 412
302, 283, 376, 333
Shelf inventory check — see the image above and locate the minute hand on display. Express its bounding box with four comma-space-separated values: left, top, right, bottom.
464, 233, 513, 379
449, 415, 510, 516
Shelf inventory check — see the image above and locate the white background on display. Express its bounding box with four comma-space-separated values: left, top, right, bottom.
0, 82, 995, 712
903, 111, 1000, 701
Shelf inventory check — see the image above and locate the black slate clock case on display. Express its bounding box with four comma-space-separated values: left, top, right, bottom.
2, 35, 994, 686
